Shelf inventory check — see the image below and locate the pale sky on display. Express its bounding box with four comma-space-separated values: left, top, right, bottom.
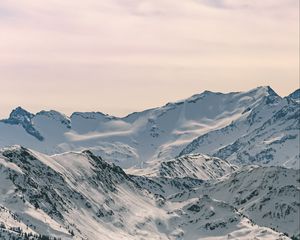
0, 0, 299, 118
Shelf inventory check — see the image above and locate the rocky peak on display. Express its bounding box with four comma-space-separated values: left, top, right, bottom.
7, 107, 34, 124
288, 89, 300, 102
1, 107, 44, 141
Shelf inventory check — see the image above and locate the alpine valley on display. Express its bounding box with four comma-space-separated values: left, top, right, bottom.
0, 86, 299, 240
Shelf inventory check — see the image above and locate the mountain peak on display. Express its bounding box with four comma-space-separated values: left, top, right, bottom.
36, 110, 71, 128
71, 111, 114, 121
251, 86, 278, 97
187, 90, 224, 101
186, 86, 278, 105
37, 110, 68, 118
263, 86, 278, 96
1, 107, 44, 141
288, 89, 300, 101
8, 106, 34, 123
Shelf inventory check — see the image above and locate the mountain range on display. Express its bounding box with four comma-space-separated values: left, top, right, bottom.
0, 146, 298, 239
0, 86, 299, 170
0, 86, 299, 239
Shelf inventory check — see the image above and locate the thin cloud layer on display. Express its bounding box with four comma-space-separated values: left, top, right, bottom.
0, 0, 298, 117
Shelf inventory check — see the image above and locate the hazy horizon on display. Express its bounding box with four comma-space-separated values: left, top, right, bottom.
0, 0, 299, 118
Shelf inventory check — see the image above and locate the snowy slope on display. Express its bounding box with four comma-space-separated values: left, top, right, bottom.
1, 86, 298, 170
169, 166, 300, 239
128, 153, 237, 180
126, 153, 236, 199
157, 154, 237, 179
165, 194, 289, 240
0, 146, 168, 239
205, 166, 300, 238
0, 146, 292, 240
180, 91, 300, 168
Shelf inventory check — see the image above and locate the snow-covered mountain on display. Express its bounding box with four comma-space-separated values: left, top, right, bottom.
0, 86, 299, 170
0, 86, 298, 239
169, 165, 300, 239
0, 146, 165, 239
180, 89, 300, 168
0, 146, 294, 240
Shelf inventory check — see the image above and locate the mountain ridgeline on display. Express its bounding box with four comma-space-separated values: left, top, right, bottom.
0, 86, 299, 169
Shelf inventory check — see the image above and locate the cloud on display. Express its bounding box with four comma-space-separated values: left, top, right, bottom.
198, 0, 299, 10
